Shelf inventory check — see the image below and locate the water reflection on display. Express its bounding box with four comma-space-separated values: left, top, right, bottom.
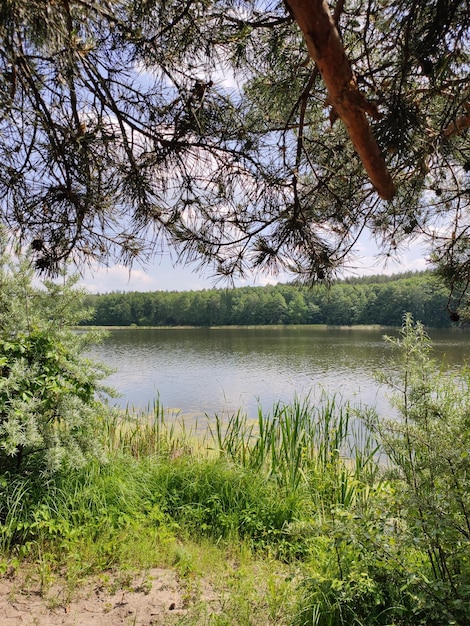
87, 326, 470, 420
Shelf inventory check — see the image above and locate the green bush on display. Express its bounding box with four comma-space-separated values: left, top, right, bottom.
296, 315, 470, 625
372, 314, 470, 623
0, 243, 110, 474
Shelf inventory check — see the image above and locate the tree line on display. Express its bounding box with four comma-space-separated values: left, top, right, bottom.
82, 271, 453, 328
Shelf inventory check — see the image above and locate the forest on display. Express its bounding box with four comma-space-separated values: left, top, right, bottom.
83, 271, 455, 328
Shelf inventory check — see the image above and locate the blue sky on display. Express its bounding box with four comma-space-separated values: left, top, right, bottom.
78, 234, 429, 293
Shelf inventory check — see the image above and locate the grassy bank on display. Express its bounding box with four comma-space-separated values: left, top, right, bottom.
2, 317, 470, 625
1, 397, 375, 625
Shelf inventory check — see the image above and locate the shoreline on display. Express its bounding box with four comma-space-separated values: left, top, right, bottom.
76, 323, 397, 331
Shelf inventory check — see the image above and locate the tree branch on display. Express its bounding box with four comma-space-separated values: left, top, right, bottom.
285, 0, 396, 201
443, 103, 470, 137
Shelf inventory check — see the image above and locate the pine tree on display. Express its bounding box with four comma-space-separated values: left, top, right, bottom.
0, 1, 468, 301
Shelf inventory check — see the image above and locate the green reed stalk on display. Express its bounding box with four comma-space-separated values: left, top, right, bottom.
207, 393, 378, 499
99, 398, 195, 459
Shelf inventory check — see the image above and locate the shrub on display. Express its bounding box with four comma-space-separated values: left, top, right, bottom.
370, 314, 470, 623
0, 242, 110, 475
296, 315, 470, 625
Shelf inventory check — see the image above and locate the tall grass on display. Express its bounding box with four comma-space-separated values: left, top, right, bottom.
1, 395, 379, 554
208, 394, 380, 498
100, 399, 196, 459
0, 394, 385, 624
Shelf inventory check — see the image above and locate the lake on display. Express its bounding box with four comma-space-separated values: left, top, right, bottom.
88, 326, 470, 421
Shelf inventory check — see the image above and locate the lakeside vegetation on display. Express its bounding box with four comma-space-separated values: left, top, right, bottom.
2, 251, 470, 624
2, 2, 470, 622
81, 271, 454, 328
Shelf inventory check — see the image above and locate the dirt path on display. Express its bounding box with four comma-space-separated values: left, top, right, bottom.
0, 567, 220, 625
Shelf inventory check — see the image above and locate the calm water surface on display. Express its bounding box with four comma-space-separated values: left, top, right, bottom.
89, 326, 470, 420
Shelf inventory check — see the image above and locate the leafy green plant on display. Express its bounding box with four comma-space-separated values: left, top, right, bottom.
295, 314, 470, 626
0, 241, 110, 474
294, 315, 470, 625
367, 314, 470, 623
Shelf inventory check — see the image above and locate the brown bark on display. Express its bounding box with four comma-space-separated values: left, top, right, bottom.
285, 0, 396, 200
443, 103, 470, 137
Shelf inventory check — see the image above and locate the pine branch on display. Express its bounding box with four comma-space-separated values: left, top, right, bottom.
285, 0, 396, 201
443, 103, 470, 137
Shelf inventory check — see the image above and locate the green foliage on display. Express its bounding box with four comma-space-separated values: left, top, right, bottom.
153, 457, 301, 555
0, 245, 110, 474
295, 316, 470, 625
0, 457, 172, 570
102, 400, 192, 460
369, 314, 470, 623
294, 481, 420, 626
83, 271, 452, 328
0, 391, 381, 567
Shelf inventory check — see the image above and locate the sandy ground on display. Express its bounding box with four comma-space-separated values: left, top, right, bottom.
0, 567, 220, 625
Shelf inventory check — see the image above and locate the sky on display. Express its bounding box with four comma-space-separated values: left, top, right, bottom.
75, 58, 432, 293
78, 234, 430, 294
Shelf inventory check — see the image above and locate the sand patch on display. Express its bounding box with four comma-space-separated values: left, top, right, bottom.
0, 567, 220, 625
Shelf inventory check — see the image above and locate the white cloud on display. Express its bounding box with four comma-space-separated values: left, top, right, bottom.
79, 264, 156, 293
77, 233, 433, 294
78, 257, 220, 293
339, 231, 431, 279
342, 249, 429, 279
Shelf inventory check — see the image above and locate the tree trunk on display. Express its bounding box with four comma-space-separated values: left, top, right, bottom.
285, 0, 397, 201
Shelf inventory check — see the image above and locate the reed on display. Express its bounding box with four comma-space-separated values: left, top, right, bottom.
100, 399, 195, 459
208, 394, 379, 499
